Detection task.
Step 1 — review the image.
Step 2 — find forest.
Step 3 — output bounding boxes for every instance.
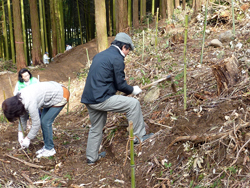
[1,0,250,187]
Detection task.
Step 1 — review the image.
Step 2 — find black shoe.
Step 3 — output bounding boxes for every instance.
[87,151,106,165]
[134,133,154,144]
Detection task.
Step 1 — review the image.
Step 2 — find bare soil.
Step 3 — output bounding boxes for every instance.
[1,16,250,187]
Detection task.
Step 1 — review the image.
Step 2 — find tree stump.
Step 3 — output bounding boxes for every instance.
[212,54,240,95]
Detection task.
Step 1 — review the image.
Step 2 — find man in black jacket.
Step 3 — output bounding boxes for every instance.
[81,32,153,165]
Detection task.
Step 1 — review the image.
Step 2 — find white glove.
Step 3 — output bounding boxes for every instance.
[132,86,142,95]
[20,137,30,148]
[18,131,24,145]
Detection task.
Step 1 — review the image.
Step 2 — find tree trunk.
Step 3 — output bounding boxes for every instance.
[39,0,45,55]
[21,0,28,65]
[2,1,9,60]
[175,0,180,8]
[133,0,139,28]
[140,0,146,21]
[128,0,132,27]
[160,0,167,19]
[167,0,174,19]
[29,0,42,65]
[13,0,26,71]
[50,0,57,57]
[108,0,113,36]
[192,0,202,14]
[95,0,108,52]
[212,55,240,95]
[112,0,116,35]
[7,0,15,64]
[182,0,186,10]
[115,0,128,33]
[77,0,83,44]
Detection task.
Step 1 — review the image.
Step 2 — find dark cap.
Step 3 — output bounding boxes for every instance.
[114,32,134,50]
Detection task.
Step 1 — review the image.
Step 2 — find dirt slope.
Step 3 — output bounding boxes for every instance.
[1,15,250,187]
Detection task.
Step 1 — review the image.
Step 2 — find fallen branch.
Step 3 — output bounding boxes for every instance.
[0,158,10,164]
[5,154,45,169]
[166,122,250,151]
[21,173,36,187]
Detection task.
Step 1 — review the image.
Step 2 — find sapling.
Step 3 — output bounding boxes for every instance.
[129,121,135,188]
[200,0,208,64]
[183,15,188,110]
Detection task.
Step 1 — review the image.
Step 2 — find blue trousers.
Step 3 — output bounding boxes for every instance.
[41,106,64,150]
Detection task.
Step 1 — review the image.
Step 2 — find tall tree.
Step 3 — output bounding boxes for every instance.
[160,0,167,19]
[2,0,9,60]
[133,0,139,28]
[115,0,128,33]
[192,0,202,14]
[21,0,28,64]
[29,0,42,65]
[175,0,180,8]
[167,0,174,19]
[94,0,108,52]
[128,0,132,27]
[140,0,146,21]
[112,0,116,35]
[39,0,45,55]
[13,0,26,71]
[77,0,83,44]
[7,0,15,64]
[50,0,57,57]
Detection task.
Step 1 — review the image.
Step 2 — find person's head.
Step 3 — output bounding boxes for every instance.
[2,94,26,122]
[45,52,49,55]
[112,32,135,56]
[18,68,32,83]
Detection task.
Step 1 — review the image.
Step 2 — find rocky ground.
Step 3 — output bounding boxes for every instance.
[1,2,250,187]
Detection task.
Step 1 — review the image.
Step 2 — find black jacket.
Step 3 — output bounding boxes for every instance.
[81,46,133,104]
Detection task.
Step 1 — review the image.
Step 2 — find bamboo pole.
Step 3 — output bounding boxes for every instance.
[129,121,135,188]
[112,0,116,35]
[142,30,144,61]
[59,0,65,52]
[86,48,90,64]
[1,36,4,60]
[155,8,159,49]
[2,1,9,60]
[7,0,15,64]
[21,0,28,65]
[76,0,83,44]
[42,0,48,53]
[39,0,45,55]
[183,15,188,110]
[200,0,208,64]
[152,0,155,16]
[231,0,235,35]
[128,0,132,27]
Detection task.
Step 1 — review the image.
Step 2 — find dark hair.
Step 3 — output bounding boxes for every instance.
[18,68,32,83]
[2,94,26,122]
[111,40,131,51]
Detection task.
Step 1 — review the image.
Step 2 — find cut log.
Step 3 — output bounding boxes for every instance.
[211,54,240,95]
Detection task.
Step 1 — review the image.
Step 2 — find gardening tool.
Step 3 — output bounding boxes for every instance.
[141,74,176,93]
[124,74,176,96]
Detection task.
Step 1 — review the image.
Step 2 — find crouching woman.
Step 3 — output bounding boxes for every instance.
[2,81,70,158]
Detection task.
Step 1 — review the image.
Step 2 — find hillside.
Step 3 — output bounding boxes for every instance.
[1,5,250,187]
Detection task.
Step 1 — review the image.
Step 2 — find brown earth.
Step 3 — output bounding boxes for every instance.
[1,17,250,187]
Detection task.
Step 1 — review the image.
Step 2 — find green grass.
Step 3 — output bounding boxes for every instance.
[40,174,52,180]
